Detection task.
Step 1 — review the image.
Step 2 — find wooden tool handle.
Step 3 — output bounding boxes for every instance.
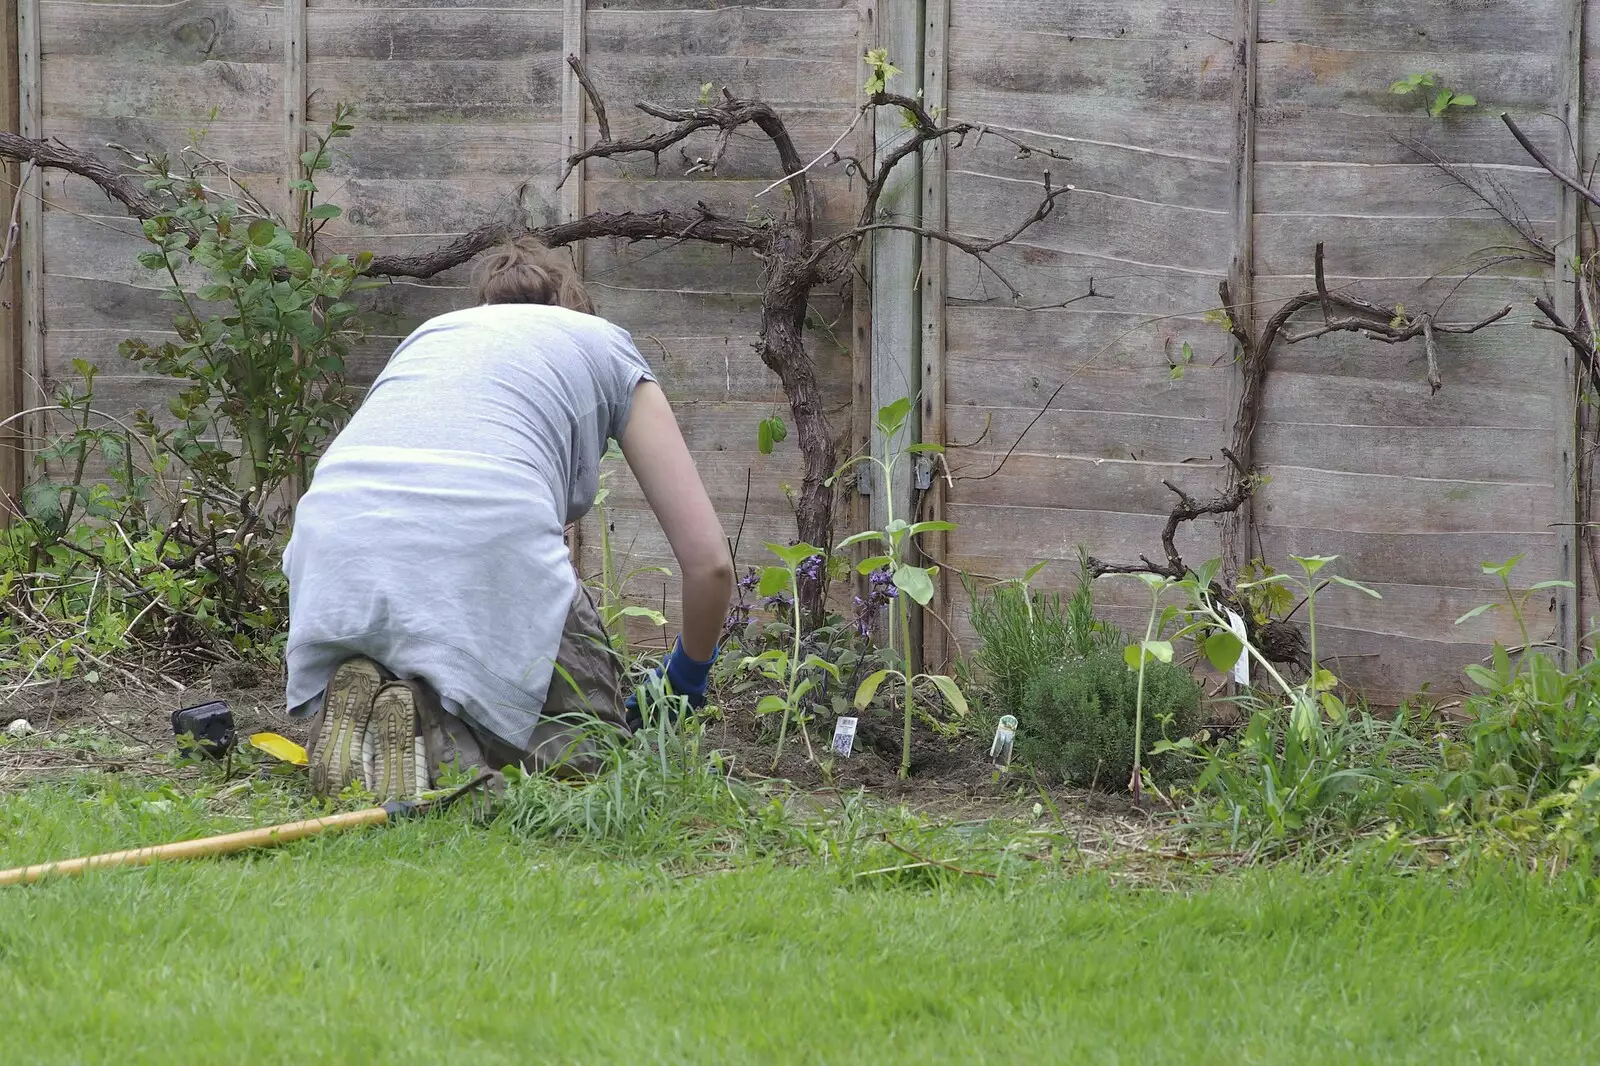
[0,806,391,887]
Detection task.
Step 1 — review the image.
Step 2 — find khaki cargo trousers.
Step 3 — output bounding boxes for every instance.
[302,581,630,787]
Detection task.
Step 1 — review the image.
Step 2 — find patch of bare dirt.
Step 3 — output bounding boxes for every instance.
[3,667,1159,834]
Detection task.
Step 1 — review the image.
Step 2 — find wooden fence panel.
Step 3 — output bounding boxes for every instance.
[8,0,1595,709]
[1250,0,1567,702]
[569,0,861,629]
[936,0,1242,650]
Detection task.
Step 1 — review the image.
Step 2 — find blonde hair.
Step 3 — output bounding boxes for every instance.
[472,235,594,314]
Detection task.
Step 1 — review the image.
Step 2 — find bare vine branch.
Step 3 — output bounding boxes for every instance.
[366,207,772,279]
[1501,112,1600,209]
[566,55,611,143]
[810,172,1072,296]
[1085,448,1255,581]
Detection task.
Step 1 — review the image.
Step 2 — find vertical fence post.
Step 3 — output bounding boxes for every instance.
[850,0,875,538]
[561,0,586,274]
[0,0,20,516]
[15,0,39,489]
[562,0,586,568]
[283,0,307,222]
[1220,0,1258,583]
[1554,0,1584,664]
[919,0,949,669]
[870,0,923,663]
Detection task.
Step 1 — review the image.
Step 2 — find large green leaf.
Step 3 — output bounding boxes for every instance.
[755,695,787,716]
[1203,630,1244,672]
[876,397,912,435]
[614,605,668,627]
[837,530,885,550]
[1327,574,1381,599]
[924,674,968,716]
[1481,556,1522,579]
[282,247,317,279]
[856,555,892,575]
[767,541,824,568]
[757,566,790,599]
[1454,602,1497,625]
[854,668,894,711]
[892,563,936,605]
[800,654,841,681]
[246,219,277,246]
[20,482,61,523]
[1123,639,1173,670]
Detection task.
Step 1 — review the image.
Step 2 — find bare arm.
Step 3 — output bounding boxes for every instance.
[619,381,734,661]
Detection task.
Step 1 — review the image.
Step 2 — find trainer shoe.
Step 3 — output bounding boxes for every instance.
[367,680,431,801]
[309,656,386,798]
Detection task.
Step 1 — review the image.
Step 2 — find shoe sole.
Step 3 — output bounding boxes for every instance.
[310,658,384,798]
[370,682,428,801]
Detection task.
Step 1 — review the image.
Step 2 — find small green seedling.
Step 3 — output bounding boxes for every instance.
[743,542,841,768]
[1389,72,1476,118]
[833,398,968,778]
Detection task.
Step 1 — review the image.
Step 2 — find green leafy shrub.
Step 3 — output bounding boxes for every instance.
[968,554,1121,717]
[1018,650,1201,788]
[1165,698,1443,855]
[4,108,369,678]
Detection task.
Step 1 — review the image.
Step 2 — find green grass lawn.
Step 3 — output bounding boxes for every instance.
[3,780,1599,1064]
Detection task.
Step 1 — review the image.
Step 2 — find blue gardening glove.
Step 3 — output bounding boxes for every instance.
[625,636,717,729]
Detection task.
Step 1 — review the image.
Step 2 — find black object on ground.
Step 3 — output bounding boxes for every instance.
[171,700,236,759]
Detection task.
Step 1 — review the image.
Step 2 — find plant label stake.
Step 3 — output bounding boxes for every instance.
[832,716,858,758]
[991,715,1017,767]
[1225,609,1250,686]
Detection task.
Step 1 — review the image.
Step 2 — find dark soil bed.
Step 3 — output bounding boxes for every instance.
[2,665,1151,824]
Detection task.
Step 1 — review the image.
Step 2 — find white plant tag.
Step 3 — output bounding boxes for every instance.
[1225,608,1250,687]
[990,714,1017,767]
[832,716,858,758]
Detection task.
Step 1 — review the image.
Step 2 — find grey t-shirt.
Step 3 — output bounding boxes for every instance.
[282,303,656,750]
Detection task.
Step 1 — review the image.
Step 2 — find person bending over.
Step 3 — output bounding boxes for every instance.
[283,237,734,800]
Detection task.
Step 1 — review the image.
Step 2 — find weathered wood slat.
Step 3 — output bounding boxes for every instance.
[307,58,560,121]
[945,501,1218,575]
[1255,161,1560,220]
[582,0,853,10]
[41,0,280,60]
[1255,466,1552,535]
[1259,0,1563,53]
[1254,526,1559,589]
[326,121,566,178]
[948,170,1234,271]
[948,34,1234,105]
[949,0,1231,38]
[42,58,283,120]
[584,7,859,65]
[1255,214,1551,279]
[948,451,1228,515]
[946,362,1230,421]
[574,57,854,110]
[305,9,561,60]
